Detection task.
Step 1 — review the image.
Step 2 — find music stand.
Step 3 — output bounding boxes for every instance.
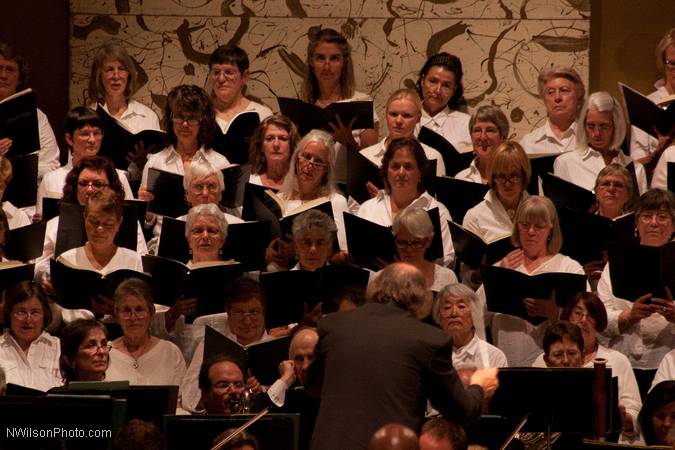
[55,383,178,430]
[487,368,617,449]
[163,413,299,450]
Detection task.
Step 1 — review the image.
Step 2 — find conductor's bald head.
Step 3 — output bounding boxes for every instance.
[366,263,431,319]
[368,423,419,450]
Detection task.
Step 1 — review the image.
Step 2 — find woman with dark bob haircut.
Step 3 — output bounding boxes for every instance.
[139,85,230,227]
[415,52,472,152]
[0,281,60,391]
[58,319,109,384]
[639,381,675,446]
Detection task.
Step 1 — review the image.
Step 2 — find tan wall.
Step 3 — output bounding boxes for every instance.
[590,0,675,98]
[69,0,591,141]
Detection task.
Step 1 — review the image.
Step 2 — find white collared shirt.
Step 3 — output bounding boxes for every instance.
[597,263,675,369]
[416,106,472,153]
[462,189,527,243]
[452,333,508,369]
[359,138,446,176]
[141,145,230,188]
[36,108,61,183]
[553,146,648,194]
[0,329,61,391]
[454,158,486,184]
[357,190,455,267]
[95,100,161,133]
[215,100,272,134]
[520,119,582,155]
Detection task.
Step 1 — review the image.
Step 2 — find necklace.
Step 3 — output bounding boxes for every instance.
[123,337,151,370]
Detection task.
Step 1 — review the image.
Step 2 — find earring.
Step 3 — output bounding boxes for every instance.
[634,227,639,239]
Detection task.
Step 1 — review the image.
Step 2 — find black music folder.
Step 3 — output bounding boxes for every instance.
[448,221,514,268]
[481,265,587,325]
[259,265,370,328]
[541,172,596,212]
[145,167,188,218]
[204,326,291,386]
[141,255,243,319]
[0,88,39,157]
[221,163,251,209]
[418,126,473,175]
[96,104,168,171]
[50,258,150,311]
[212,111,260,164]
[558,209,636,265]
[607,240,675,301]
[434,176,489,224]
[5,221,46,262]
[278,97,373,136]
[619,82,675,137]
[346,150,382,204]
[4,152,37,208]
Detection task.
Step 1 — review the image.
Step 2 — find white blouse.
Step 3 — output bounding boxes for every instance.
[0,330,61,391]
[107,338,186,387]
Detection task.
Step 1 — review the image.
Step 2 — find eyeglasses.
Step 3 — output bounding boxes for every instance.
[229,310,262,319]
[638,211,672,224]
[190,183,220,194]
[209,68,240,80]
[117,309,148,320]
[664,59,675,68]
[584,123,613,132]
[212,381,245,390]
[471,126,500,136]
[394,238,427,249]
[79,341,111,354]
[297,153,328,170]
[77,180,108,190]
[569,307,594,323]
[171,116,202,127]
[74,130,104,139]
[12,310,43,320]
[493,173,523,184]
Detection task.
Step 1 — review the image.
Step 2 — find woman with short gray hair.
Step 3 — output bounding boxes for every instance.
[455,105,509,183]
[553,91,648,194]
[291,209,336,271]
[434,283,507,369]
[389,206,457,292]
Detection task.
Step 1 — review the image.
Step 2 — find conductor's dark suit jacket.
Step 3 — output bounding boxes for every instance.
[306,302,484,450]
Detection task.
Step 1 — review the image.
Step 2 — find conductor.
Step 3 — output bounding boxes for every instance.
[306,262,499,450]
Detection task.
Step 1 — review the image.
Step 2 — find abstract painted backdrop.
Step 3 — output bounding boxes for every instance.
[69,0,590,140]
